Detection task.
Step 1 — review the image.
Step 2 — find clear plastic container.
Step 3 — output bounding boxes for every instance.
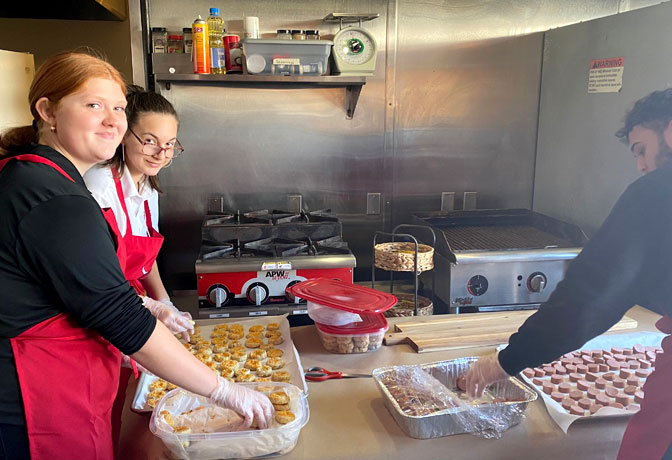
[150,382,309,460]
[242,38,333,76]
[315,313,389,353]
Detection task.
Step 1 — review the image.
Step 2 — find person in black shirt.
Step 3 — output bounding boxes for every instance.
[466,88,672,460]
[0,51,272,460]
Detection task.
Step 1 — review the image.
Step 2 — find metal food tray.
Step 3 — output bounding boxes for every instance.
[372,357,537,439]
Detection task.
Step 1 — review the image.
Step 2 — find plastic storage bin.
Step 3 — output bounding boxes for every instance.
[315,313,389,353]
[150,382,309,460]
[242,38,333,76]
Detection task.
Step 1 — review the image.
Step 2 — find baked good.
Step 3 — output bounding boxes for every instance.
[160,410,174,427]
[269,391,290,405]
[273,403,290,411]
[266,322,280,331]
[271,371,291,382]
[245,339,262,349]
[266,348,284,358]
[245,359,262,371]
[256,365,273,377]
[249,325,264,333]
[219,368,234,379]
[267,335,284,345]
[267,357,285,370]
[249,349,267,360]
[236,373,256,382]
[275,410,295,424]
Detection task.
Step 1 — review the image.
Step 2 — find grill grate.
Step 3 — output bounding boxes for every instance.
[442,225,574,251]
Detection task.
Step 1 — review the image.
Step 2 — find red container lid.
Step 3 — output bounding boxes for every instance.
[315,312,388,335]
[287,278,397,314]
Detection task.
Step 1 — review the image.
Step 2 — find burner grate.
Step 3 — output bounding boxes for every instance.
[442,225,575,251]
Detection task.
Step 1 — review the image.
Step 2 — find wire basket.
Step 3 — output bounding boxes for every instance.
[374,242,434,272]
[383,293,433,317]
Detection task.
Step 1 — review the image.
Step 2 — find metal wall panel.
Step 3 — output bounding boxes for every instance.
[138,0,667,289]
[533,1,672,236]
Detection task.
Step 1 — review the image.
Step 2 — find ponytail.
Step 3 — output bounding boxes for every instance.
[0,125,38,156]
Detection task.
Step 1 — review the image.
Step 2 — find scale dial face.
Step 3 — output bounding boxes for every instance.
[333,27,377,75]
[335,29,375,65]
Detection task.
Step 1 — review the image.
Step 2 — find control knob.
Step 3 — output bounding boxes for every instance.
[285,280,302,303]
[467,275,488,296]
[207,284,229,308]
[247,282,269,306]
[527,272,547,293]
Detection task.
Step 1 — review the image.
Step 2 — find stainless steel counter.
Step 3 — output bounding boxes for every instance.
[118,306,661,459]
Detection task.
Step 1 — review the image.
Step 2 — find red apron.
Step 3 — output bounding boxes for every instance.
[108,169,164,457]
[1,154,125,460]
[111,169,164,296]
[618,315,672,459]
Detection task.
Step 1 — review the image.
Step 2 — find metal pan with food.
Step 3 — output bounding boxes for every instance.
[373,357,537,439]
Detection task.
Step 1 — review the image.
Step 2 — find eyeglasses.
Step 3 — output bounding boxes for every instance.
[128,128,184,158]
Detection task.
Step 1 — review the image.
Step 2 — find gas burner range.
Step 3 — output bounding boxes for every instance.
[196,209,356,319]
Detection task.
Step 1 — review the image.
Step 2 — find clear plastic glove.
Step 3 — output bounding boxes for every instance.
[465,352,510,399]
[142,296,194,342]
[209,375,274,428]
[121,354,150,375]
[158,298,193,321]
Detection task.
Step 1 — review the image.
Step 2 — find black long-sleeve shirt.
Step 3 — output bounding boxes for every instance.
[499,162,672,375]
[0,144,156,426]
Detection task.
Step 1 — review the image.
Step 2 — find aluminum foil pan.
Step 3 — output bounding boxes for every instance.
[373,357,537,439]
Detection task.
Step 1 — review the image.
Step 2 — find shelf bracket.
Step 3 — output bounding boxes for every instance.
[345,84,363,119]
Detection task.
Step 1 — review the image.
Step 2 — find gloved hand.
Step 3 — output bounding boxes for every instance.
[142,296,194,342]
[121,354,150,375]
[158,298,193,321]
[209,375,274,428]
[465,352,510,399]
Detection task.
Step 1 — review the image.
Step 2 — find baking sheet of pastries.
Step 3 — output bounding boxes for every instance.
[132,314,307,412]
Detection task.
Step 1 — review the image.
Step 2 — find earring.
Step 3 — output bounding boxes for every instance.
[122,144,125,163]
[163,158,173,168]
[50,124,56,133]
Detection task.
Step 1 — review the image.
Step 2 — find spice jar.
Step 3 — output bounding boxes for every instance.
[276,29,292,40]
[291,29,306,40]
[151,27,168,53]
[305,30,320,40]
[167,35,183,53]
[182,27,193,54]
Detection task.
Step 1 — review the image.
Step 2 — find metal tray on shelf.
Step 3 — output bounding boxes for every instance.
[372,357,537,439]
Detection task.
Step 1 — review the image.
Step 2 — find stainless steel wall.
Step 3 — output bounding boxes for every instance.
[138,0,667,289]
[533,1,672,236]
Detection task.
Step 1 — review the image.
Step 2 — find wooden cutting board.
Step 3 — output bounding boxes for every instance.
[383,311,638,353]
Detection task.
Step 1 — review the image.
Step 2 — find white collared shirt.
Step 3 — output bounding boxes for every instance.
[83,165,159,237]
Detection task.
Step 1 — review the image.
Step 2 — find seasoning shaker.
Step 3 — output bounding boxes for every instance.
[291,29,306,40]
[182,27,193,54]
[151,27,168,53]
[276,29,292,40]
[305,30,320,40]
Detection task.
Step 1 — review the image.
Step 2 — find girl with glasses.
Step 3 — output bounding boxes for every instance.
[84,86,197,452]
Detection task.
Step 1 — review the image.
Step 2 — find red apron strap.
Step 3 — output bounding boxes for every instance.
[0,154,75,182]
[111,168,134,234]
[144,200,155,231]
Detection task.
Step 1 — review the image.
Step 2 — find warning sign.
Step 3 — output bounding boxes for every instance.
[588,57,624,93]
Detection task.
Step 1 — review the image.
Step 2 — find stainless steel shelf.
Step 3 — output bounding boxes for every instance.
[154,73,367,119]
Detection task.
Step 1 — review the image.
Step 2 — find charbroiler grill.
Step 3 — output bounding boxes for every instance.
[196,209,356,319]
[413,209,588,313]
